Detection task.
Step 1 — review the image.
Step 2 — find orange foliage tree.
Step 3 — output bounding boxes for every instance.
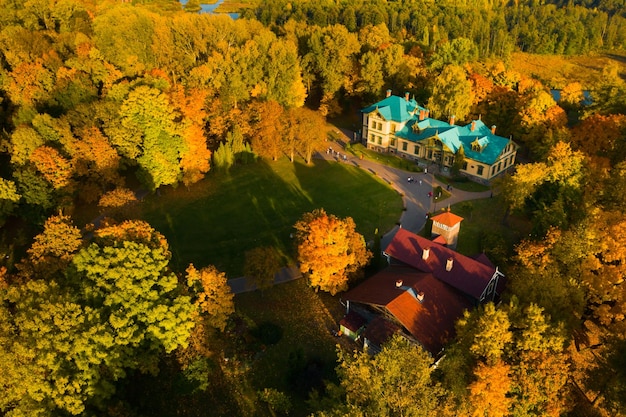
[170,86,212,186]
[294,209,371,295]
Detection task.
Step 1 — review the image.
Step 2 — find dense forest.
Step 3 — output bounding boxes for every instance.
[1,0,626,415]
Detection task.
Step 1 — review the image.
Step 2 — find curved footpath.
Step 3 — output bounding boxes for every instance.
[228,129,492,294]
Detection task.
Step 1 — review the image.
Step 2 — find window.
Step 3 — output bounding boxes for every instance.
[371,120,376,129]
[369,134,374,142]
[462,161,468,170]
[491,166,496,175]
[391,138,396,146]
[402,142,408,151]
[497,162,502,172]
[504,159,508,168]
[414,145,419,155]
[377,136,382,145]
[378,122,383,130]
[477,165,484,176]
[391,124,396,133]
[428,150,433,159]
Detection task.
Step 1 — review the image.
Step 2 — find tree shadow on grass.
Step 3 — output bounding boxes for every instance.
[293,159,404,241]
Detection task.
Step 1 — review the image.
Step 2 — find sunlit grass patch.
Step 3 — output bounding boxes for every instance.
[141,158,403,277]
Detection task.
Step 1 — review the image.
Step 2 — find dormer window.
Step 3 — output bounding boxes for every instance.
[471,138,487,152]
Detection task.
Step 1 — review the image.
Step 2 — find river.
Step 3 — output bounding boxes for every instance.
[179,0,239,19]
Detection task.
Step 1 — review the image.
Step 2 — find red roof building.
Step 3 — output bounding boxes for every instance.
[384,228,503,302]
[430,209,464,249]
[341,228,505,356]
[344,267,474,355]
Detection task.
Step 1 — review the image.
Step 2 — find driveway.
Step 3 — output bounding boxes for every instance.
[322,129,492,249]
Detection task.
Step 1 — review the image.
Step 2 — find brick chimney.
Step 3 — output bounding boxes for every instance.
[470,120,476,132]
[405,92,410,101]
[491,125,496,134]
[449,115,455,125]
[422,247,430,260]
[419,110,425,121]
[446,257,454,271]
[416,291,425,303]
[386,89,392,98]
[395,279,403,288]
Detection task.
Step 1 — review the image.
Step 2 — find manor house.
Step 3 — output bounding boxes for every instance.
[361,91,518,183]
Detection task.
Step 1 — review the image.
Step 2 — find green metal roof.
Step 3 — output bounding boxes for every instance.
[395,118,512,165]
[361,95,427,123]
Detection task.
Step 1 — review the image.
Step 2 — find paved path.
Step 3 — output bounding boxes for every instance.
[324,128,492,249]
[229,128,492,294]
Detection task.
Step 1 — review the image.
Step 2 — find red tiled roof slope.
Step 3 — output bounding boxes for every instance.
[384,228,496,300]
[344,267,474,355]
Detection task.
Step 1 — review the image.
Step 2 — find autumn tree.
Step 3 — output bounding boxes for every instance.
[250,100,285,161]
[496,141,586,235]
[0,219,194,416]
[441,301,570,417]
[468,360,513,417]
[288,107,327,164]
[170,86,212,186]
[186,264,234,332]
[22,213,82,278]
[588,63,626,116]
[294,209,371,295]
[244,246,282,292]
[332,334,444,416]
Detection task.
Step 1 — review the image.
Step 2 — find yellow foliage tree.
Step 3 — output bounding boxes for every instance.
[186,264,234,332]
[21,214,82,278]
[294,209,371,295]
[469,360,512,417]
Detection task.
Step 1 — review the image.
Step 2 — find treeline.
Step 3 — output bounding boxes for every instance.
[2,0,626,226]
[248,0,626,57]
[1,1,626,414]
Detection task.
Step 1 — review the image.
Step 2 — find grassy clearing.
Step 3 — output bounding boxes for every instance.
[509,52,626,89]
[141,158,403,277]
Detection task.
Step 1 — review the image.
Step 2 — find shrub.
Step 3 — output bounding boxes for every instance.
[252,321,283,345]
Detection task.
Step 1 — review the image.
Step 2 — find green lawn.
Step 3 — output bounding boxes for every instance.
[345,143,422,172]
[141,158,403,277]
[435,174,491,192]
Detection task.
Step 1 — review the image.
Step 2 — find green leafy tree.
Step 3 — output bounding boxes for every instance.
[0,177,20,225]
[303,24,360,100]
[334,334,444,416]
[0,219,194,416]
[118,85,185,190]
[428,65,472,121]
